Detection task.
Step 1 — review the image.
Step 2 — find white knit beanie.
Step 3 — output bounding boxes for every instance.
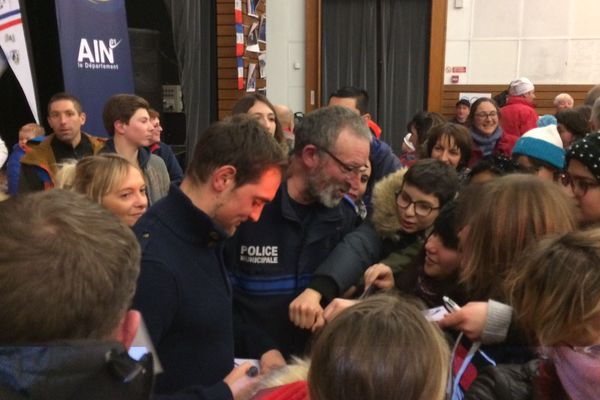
[509,77,535,96]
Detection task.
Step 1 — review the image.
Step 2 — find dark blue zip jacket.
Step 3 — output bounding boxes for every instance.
[133,185,233,399]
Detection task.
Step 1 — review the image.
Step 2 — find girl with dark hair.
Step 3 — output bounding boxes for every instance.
[363,202,467,308]
[426,122,473,171]
[321,161,461,320]
[232,93,288,151]
[562,132,600,225]
[400,111,445,167]
[556,107,590,148]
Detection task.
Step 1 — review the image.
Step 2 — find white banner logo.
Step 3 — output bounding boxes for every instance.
[77,38,121,70]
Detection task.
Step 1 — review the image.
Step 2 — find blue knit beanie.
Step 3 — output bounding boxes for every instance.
[512,125,565,170]
[537,114,557,127]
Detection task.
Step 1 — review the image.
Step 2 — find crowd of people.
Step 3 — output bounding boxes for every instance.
[1,78,600,400]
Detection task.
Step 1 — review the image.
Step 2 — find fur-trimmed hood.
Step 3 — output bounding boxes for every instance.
[243,357,310,400]
[370,168,407,241]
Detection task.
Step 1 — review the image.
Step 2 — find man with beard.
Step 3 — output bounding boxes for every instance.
[224,106,371,359]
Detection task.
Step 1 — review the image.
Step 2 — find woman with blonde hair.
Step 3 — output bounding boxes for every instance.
[466,228,600,399]
[58,154,148,227]
[440,174,578,345]
[252,294,450,400]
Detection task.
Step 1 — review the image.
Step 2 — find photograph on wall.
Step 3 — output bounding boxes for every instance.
[258,52,267,78]
[459,92,492,104]
[246,22,260,53]
[247,62,257,92]
[247,0,257,17]
[258,15,266,43]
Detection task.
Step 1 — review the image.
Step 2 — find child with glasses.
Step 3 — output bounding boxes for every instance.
[562,133,600,225]
[311,159,458,325]
[357,200,466,309]
[345,160,371,220]
[466,228,600,400]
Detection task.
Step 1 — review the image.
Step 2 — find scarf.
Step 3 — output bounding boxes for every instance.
[547,346,600,400]
[470,126,502,156]
[414,263,464,308]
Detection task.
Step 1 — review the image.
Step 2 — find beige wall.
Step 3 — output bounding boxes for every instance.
[445,0,600,84]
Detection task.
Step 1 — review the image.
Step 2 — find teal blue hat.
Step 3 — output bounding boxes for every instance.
[512,125,565,170]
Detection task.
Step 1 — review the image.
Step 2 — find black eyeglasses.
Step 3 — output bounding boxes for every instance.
[559,172,600,197]
[395,190,440,217]
[318,147,365,177]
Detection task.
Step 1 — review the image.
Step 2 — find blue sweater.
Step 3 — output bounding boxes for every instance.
[133,185,233,400]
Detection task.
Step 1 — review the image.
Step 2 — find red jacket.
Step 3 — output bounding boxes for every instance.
[500,97,538,139]
[367,119,382,139]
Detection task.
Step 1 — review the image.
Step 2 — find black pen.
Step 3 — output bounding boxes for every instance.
[234,361,259,377]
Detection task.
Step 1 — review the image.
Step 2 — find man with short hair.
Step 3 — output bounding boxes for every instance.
[148,108,184,186]
[18,92,105,192]
[133,115,288,397]
[225,106,371,358]
[450,99,471,125]
[500,77,539,139]
[101,94,170,204]
[0,189,153,398]
[327,86,402,210]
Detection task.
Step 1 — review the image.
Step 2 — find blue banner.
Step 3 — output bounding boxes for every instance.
[55,0,134,137]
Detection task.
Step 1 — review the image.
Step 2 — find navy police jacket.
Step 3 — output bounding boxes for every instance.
[133,185,233,399]
[224,181,359,358]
